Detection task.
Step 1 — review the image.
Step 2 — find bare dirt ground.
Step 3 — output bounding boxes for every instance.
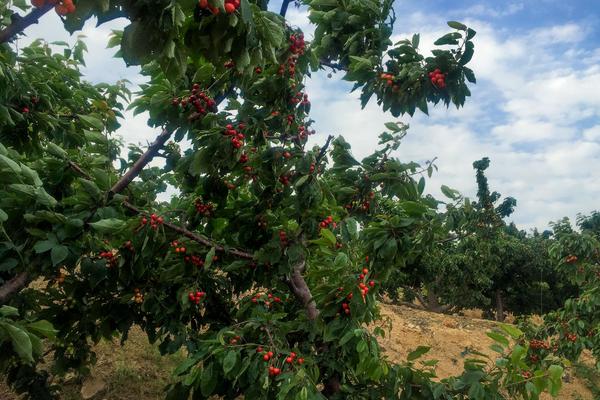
[1,303,597,399]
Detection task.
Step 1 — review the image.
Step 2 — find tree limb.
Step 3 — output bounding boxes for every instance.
[316,135,334,164]
[122,201,254,260]
[108,129,172,198]
[0,4,53,44]
[280,0,292,17]
[0,272,29,304]
[287,244,320,321]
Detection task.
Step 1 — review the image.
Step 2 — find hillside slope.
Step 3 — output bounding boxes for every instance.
[1,304,596,399]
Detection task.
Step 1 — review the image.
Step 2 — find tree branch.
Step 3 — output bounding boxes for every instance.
[287,238,320,321]
[108,129,172,198]
[280,0,292,16]
[316,135,334,164]
[0,272,29,304]
[319,60,348,72]
[0,4,53,44]
[122,201,254,259]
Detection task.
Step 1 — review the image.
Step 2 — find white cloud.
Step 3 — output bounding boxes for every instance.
[463,3,524,18]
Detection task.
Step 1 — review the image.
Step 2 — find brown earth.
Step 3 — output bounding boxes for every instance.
[1,304,597,399]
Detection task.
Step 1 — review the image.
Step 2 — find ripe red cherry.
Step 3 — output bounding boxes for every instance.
[369,281,375,287]
[22,107,30,113]
[362,268,369,274]
[257,346,263,353]
[297,358,304,364]
[225,3,235,14]
[263,354,270,361]
[286,357,293,363]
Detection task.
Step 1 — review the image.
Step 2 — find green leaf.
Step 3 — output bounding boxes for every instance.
[204,247,216,269]
[411,33,420,49]
[0,306,19,317]
[499,324,523,339]
[0,322,33,363]
[295,175,310,188]
[320,229,336,246]
[200,363,217,396]
[240,0,252,24]
[440,185,460,200]
[0,208,7,222]
[0,154,21,174]
[45,143,68,159]
[27,320,57,339]
[460,41,474,65]
[447,21,467,30]
[78,114,104,130]
[223,350,238,375]
[486,331,508,348]
[89,218,127,234]
[51,245,69,266]
[407,346,431,361]
[434,32,461,46]
[0,258,18,272]
[34,239,56,254]
[384,122,402,132]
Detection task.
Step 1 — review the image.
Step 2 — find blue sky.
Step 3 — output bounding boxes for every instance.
[12,0,600,231]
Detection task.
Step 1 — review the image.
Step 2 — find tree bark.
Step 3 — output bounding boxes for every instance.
[495,290,504,322]
[0,4,53,44]
[0,272,29,304]
[288,256,319,321]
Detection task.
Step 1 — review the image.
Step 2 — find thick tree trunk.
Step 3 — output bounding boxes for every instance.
[495,290,505,322]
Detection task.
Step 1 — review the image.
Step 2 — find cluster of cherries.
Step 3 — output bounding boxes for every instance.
[239,153,249,163]
[171,240,205,268]
[565,332,578,342]
[198,0,239,14]
[297,125,316,141]
[141,213,164,230]
[289,34,306,55]
[133,288,144,304]
[121,240,134,252]
[172,83,216,117]
[379,72,395,87]
[428,68,447,89]
[194,199,214,216]
[171,240,187,254]
[278,230,289,247]
[529,339,550,350]
[565,254,578,264]
[251,292,282,308]
[188,290,207,304]
[99,250,118,268]
[319,216,335,229]
[32,0,76,16]
[357,268,375,299]
[257,347,304,377]
[290,92,310,106]
[223,123,246,149]
[278,175,291,186]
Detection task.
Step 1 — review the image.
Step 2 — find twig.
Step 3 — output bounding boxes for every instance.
[122,201,254,260]
[0,272,29,304]
[315,135,334,164]
[0,4,53,44]
[287,236,320,321]
[68,161,93,180]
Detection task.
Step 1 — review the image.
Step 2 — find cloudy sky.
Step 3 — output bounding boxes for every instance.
[11,0,600,231]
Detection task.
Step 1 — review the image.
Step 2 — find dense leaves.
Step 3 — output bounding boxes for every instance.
[0,1,588,399]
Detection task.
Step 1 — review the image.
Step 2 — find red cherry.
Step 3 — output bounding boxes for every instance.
[286,357,293,363]
[369,281,375,287]
[225,3,235,14]
[362,268,369,274]
[297,358,304,364]
[257,346,263,353]
[263,354,270,361]
[267,351,273,357]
